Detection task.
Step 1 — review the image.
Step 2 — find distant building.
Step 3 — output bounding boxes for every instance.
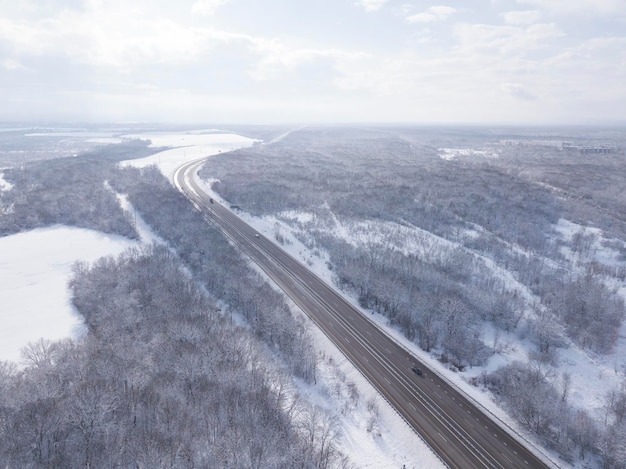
[500,139,615,154]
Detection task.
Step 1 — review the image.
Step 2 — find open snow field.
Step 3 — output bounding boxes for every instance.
[0,226,138,364]
[120,130,259,179]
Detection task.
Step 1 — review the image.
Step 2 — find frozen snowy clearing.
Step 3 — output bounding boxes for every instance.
[438,147,499,160]
[0,226,138,364]
[120,130,259,180]
[0,171,12,191]
[0,177,165,366]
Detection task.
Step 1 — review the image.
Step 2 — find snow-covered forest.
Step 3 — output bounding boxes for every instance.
[1,125,626,468]
[201,126,626,467]
[0,129,355,468]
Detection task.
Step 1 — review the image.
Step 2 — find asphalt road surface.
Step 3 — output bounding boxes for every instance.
[174,158,558,469]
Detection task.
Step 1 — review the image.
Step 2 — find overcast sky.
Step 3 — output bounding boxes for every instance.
[0,0,625,125]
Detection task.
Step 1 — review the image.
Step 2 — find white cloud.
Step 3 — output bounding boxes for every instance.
[1,58,27,71]
[516,0,626,16]
[453,22,564,55]
[354,0,389,12]
[0,5,247,68]
[503,10,542,25]
[191,0,230,16]
[247,38,367,82]
[0,0,623,124]
[430,6,457,17]
[406,5,457,23]
[547,36,626,77]
[501,82,536,100]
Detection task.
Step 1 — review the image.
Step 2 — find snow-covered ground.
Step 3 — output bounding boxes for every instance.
[552,219,626,421]
[438,147,499,160]
[0,172,12,191]
[0,226,138,364]
[119,130,259,180]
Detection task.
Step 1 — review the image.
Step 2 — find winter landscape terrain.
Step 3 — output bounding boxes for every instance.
[0,124,625,468]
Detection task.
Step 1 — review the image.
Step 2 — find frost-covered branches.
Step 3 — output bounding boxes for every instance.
[0,156,138,238]
[0,245,333,468]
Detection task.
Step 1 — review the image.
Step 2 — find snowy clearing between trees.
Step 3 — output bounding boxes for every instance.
[0,226,138,364]
[0,172,11,191]
[438,147,499,160]
[120,130,259,180]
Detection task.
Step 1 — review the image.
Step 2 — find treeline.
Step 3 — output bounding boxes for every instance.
[494,142,626,240]
[0,140,155,238]
[204,129,560,253]
[487,360,626,467]
[327,236,504,368]
[109,166,318,382]
[0,245,332,468]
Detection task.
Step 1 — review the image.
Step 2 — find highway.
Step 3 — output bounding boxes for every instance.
[174,157,557,469]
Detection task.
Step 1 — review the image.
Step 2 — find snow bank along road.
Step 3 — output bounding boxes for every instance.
[175,158,554,469]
